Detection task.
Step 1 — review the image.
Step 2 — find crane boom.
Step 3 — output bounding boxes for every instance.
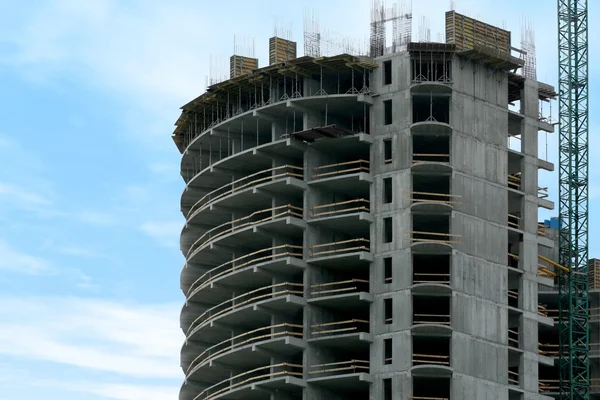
[557,0,589,399]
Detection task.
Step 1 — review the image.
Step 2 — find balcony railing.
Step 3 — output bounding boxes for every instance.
[309,360,369,377]
[508,370,519,386]
[538,223,548,236]
[312,159,370,179]
[311,319,369,337]
[410,231,461,244]
[413,272,450,285]
[413,313,450,325]
[412,153,450,163]
[309,238,370,257]
[543,307,600,322]
[507,174,550,199]
[508,329,519,348]
[413,353,450,366]
[193,362,303,400]
[185,244,303,301]
[539,379,559,393]
[186,323,303,376]
[186,282,303,338]
[186,204,303,259]
[508,213,520,229]
[310,279,369,297]
[186,165,303,220]
[406,191,461,205]
[508,174,521,190]
[538,343,559,357]
[310,198,370,218]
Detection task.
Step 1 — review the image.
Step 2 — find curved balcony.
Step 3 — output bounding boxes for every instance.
[410,82,453,95]
[408,191,460,213]
[410,120,453,135]
[310,238,370,258]
[308,359,372,391]
[310,198,370,218]
[192,362,304,400]
[310,279,369,298]
[311,319,369,338]
[184,165,303,220]
[186,205,303,261]
[413,272,450,285]
[309,199,372,234]
[186,323,303,379]
[184,245,303,301]
[308,278,372,313]
[312,160,369,180]
[308,238,372,269]
[181,138,304,184]
[410,231,460,254]
[411,354,452,377]
[309,160,372,197]
[186,282,304,340]
[309,359,369,377]
[411,154,452,173]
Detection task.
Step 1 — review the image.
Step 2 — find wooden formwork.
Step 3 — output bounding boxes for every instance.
[445,11,511,55]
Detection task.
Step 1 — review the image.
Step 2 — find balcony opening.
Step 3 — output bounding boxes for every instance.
[507,234,523,270]
[309,349,370,378]
[384,338,392,365]
[508,325,520,350]
[539,364,559,394]
[413,295,450,326]
[384,298,393,324]
[411,56,452,83]
[412,377,451,400]
[384,139,392,164]
[412,94,450,124]
[538,330,559,357]
[384,257,392,283]
[383,60,392,85]
[311,143,371,182]
[411,173,452,204]
[508,286,520,309]
[413,254,450,285]
[508,191,523,231]
[384,100,393,125]
[412,135,450,163]
[384,217,393,243]
[383,177,393,203]
[411,214,456,244]
[310,280,370,338]
[413,336,450,366]
[383,378,392,400]
[508,365,520,387]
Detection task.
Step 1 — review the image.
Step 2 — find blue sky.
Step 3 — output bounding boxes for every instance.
[0,1,597,399]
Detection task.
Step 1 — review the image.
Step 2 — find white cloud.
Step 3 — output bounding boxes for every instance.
[139,221,181,248]
[49,381,178,400]
[0,182,51,208]
[0,296,183,379]
[0,240,50,274]
[149,161,179,176]
[73,210,119,226]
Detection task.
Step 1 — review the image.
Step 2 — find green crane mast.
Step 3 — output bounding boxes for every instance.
[557,0,589,399]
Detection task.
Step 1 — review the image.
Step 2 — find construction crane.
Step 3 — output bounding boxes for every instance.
[557,0,589,399]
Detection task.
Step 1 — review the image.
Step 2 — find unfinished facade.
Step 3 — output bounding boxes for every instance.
[173,12,562,400]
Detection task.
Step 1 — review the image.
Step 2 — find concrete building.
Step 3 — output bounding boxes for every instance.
[172,13,569,400]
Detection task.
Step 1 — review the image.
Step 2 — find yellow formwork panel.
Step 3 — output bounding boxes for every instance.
[445,11,511,55]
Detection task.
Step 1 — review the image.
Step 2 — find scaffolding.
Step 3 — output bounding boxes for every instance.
[370,0,413,57]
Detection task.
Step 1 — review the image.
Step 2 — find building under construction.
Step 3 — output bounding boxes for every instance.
[172,6,598,400]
